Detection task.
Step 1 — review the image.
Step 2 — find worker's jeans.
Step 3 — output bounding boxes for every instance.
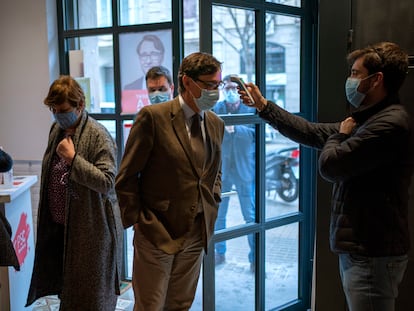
[338,253,408,311]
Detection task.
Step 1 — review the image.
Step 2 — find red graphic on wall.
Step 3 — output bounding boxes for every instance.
[12,212,31,267]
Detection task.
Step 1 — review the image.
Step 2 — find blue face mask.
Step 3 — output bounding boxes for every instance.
[148,91,171,104]
[54,111,79,129]
[345,73,376,108]
[194,88,220,110]
[345,78,365,108]
[224,89,240,103]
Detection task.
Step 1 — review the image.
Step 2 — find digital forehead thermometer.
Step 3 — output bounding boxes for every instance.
[229,75,255,105]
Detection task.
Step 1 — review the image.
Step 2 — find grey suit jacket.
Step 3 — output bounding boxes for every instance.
[116,97,224,254]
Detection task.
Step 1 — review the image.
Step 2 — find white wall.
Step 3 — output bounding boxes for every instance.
[0,0,56,161]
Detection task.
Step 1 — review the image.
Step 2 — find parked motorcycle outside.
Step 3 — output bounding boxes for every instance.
[265,146,299,202]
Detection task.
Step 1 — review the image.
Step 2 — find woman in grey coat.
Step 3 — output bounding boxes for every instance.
[26,76,123,311]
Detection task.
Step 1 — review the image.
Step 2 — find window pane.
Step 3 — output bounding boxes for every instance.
[67,35,114,114]
[266,223,299,308]
[266,0,301,7]
[190,271,202,310]
[265,13,301,112]
[119,30,173,115]
[64,0,112,30]
[215,236,255,310]
[122,120,134,148]
[97,120,116,140]
[213,6,256,82]
[265,126,299,219]
[183,0,200,56]
[119,0,172,25]
[212,120,256,232]
[125,227,133,279]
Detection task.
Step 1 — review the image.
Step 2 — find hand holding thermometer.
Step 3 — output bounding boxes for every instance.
[229,75,255,106]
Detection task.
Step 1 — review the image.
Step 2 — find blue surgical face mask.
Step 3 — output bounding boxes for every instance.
[148,91,171,104]
[345,73,376,108]
[224,89,240,103]
[54,110,79,129]
[345,78,365,108]
[192,87,220,111]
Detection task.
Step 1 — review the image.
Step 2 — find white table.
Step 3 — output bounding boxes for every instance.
[0,175,37,311]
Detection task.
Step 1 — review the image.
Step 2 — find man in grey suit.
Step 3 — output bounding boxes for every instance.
[116,52,224,311]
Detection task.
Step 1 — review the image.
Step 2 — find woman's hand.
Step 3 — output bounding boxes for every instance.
[56,135,76,165]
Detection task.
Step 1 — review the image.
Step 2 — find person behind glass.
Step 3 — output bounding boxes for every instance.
[212,75,256,270]
[0,148,20,270]
[124,34,165,90]
[26,76,123,311]
[146,65,174,104]
[239,42,413,311]
[115,52,224,311]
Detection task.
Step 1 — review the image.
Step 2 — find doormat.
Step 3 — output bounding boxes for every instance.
[120,280,132,295]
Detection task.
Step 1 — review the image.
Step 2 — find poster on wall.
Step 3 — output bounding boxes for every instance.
[119,29,173,114]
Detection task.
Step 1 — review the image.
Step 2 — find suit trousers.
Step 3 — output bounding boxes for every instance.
[133,214,205,311]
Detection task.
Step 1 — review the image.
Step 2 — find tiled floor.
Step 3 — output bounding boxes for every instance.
[31,282,134,311]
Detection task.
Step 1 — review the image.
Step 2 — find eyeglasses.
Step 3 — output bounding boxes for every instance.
[223,86,238,92]
[194,78,224,90]
[139,52,162,61]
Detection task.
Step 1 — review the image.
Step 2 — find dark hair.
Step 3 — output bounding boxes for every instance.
[347,42,408,94]
[177,52,222,93]
[136,34,165,56]
[44,75,85,108]
[145,66,173,85]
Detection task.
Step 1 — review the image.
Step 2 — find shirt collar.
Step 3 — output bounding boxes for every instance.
[179,94,205,120]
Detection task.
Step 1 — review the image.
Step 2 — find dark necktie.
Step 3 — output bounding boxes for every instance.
[190,114,205,169]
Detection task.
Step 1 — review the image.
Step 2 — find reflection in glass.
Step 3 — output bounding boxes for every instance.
[215,236,255,311]
[265,13,301,112]
[64,0,112,29]
[265,224,299,309]
[119,0,172,26]
[265,125,299,219]
[212,6,256,83]
[119,30,173,115]
[66,35,114,114]
[266,0,301,7]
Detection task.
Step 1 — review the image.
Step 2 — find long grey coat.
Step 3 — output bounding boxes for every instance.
[26,111,123,311]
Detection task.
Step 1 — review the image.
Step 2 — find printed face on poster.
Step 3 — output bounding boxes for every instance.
[120,30,173,114]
